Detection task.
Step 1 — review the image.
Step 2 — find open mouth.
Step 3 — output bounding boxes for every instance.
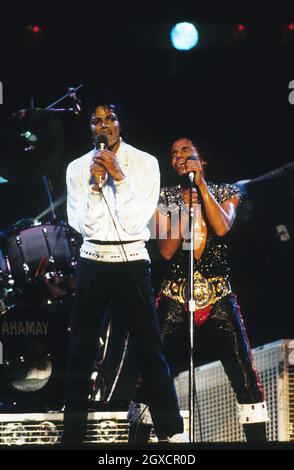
[175,159,186,169]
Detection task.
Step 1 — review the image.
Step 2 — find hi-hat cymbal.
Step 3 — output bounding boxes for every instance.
[0,108,65,182]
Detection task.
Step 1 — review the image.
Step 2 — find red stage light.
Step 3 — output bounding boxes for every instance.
[237,24,246,32]
[32,25,40,33]
[288,23,294,31]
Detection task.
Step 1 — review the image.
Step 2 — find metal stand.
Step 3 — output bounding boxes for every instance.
[40,84,83,219]
[187,174,196,443]
[90,316,130,403]
[45,84,83,113]
[41,175,56,219]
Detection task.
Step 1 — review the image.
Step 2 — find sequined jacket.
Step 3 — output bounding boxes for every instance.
[158,182,243,283]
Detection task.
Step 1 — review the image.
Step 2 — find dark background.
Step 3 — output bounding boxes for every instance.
[0,1,294,351]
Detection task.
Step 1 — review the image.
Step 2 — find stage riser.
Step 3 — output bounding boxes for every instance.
[0,411,189,446]
[175,339,294,441]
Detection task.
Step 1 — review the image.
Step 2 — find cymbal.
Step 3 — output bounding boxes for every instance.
[0,108,65,182]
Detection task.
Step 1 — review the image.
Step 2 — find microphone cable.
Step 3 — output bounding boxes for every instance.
[99,188,158,443]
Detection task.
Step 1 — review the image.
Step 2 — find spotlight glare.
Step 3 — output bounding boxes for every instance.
[237,24,246,32]
[170,22,199,51]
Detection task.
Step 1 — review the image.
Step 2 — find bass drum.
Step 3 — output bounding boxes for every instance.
[0,297,71,412]
[0,220,79,412]
[0,219,79,307]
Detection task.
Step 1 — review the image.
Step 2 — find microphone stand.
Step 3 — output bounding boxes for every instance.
[187,172,196,443]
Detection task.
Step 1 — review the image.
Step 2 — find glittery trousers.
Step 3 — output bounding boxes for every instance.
[159,293,264,405]
[61,257,183,444]
[130,292,266,442]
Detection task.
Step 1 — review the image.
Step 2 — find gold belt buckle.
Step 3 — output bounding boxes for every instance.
[162,272,231,309]
[193,271,215,309]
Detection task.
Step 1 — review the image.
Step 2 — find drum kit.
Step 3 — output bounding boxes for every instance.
[0,87,82,411]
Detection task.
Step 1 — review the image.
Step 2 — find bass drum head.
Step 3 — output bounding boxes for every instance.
[0,298,71,412]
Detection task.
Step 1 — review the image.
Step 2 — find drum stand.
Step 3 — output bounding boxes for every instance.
[90,317,130,403]
[39,84,84,220]
[44,84,83,114]
[42,175,56,219]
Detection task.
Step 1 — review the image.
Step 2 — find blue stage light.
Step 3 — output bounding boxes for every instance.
[170,22,199,51]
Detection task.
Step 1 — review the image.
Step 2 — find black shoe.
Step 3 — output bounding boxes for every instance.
[128,421,152,444]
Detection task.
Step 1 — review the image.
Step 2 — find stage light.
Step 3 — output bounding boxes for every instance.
[170,22,199,51]
[288,23,294,31]
[237,24,246,32]
[27,25,42,34]
[230,23,248,46]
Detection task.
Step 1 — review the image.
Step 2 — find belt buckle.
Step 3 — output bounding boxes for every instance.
[162,273,230,308]
[193,271,215,309]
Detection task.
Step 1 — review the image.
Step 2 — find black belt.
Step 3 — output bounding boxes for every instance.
[87,240,141,245]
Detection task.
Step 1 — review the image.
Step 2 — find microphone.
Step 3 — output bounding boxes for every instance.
[187,155,200,184]
[95,133,109,151]
[94,134,109,190]
[180,155,200,187]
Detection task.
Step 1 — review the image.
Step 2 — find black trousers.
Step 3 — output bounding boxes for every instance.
[62,257,183,444]
[159,293,264,404]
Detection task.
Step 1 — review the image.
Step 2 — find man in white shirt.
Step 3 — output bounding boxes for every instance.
[61,101,184,445]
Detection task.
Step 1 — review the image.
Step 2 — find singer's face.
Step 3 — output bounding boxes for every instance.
[90,106,120,150]
[171,138,199,176]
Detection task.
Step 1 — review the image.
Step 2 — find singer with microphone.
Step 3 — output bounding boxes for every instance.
[61,101,184,445]
[128,137,268,443]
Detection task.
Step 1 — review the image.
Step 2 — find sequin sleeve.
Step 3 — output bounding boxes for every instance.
[213,183,245,205]
[158,187,169,215]
[158,187,167,206]
[158,185,182,215]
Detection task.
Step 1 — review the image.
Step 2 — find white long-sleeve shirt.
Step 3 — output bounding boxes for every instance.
[66,140,160,242]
